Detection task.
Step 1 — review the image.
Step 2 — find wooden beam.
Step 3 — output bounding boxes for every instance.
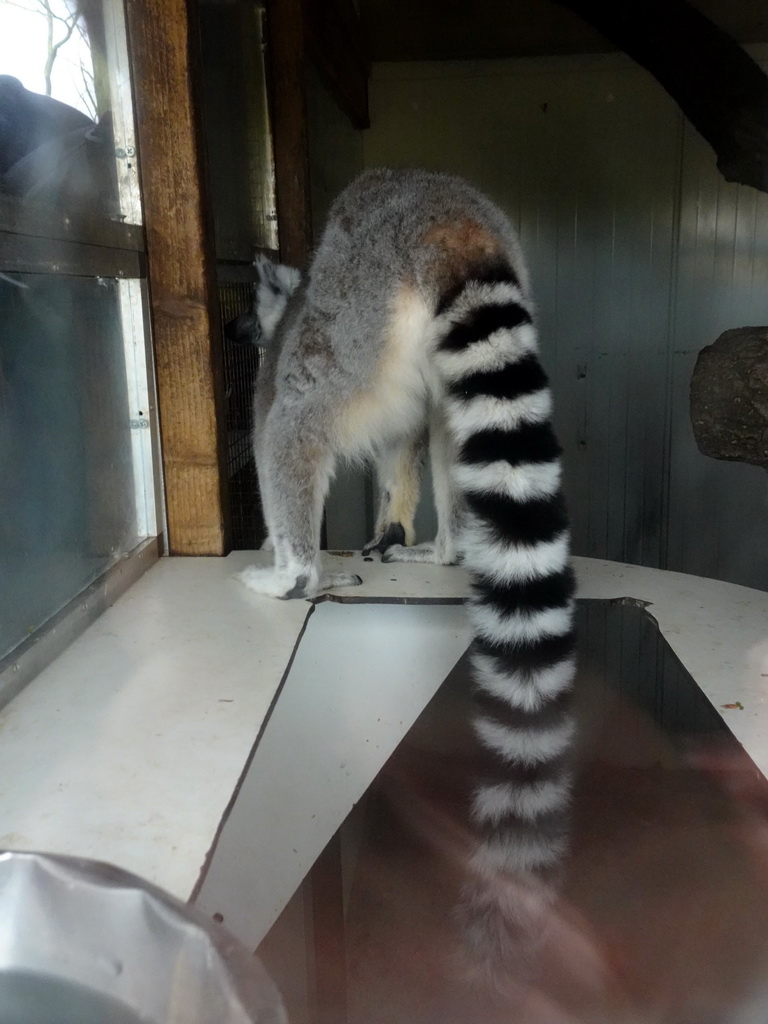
[303,0,370,130]
[265,0,314,267]
[125,0,230,554]
[552,0,768,194]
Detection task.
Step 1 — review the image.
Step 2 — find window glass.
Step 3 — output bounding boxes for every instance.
[0,0,141,224]
[0,272,155,661]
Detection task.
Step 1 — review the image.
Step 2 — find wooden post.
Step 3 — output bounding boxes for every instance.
[265,0,313,267]
[125,0,229,554]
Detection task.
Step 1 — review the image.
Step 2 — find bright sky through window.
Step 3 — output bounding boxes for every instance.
[0,0,94,116]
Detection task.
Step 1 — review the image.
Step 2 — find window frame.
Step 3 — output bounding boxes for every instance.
[0,1,165,709]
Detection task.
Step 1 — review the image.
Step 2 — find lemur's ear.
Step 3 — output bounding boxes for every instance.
[255,253,301,298]
[255,253,280,292]
[254,255,302,344]
[225,255,302,347]
[253,254,299,296]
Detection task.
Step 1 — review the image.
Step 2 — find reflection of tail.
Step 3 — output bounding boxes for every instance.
[434,267,577,975]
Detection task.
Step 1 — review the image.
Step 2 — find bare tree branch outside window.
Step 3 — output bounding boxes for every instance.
[0,0,96,118]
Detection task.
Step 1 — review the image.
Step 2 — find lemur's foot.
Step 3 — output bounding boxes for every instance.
[362,521,407,557]
[381,542,434,564]
[381,541,459,566]
[238,566,313,599]
[320,570,363,590]
[238,565,363,600]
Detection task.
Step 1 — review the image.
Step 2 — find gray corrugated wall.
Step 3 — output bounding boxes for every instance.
[666,120,768,585]
[350,51,768,590]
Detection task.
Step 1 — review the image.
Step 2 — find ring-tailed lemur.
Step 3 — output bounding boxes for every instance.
[237,169,576,978]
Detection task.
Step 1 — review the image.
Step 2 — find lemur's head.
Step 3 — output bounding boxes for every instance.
[224,254,301,346]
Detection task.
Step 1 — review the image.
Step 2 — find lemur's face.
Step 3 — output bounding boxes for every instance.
[224,298,263,346]
[224,256,301,347]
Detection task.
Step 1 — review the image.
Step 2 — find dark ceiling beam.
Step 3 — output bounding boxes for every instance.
[552,0,768,194]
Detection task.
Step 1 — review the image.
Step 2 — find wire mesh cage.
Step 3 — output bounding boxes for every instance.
[218,280,265,550]
[198,0,276,552]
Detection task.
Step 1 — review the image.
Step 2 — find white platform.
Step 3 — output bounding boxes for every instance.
[0,552,766,943]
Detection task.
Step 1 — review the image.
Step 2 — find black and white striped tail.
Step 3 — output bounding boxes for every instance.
[434,270,577,977]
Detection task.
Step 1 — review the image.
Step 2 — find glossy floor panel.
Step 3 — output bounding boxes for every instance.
[340,603,768,1023]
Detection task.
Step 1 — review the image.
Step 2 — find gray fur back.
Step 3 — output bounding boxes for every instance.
[261,169,531,425]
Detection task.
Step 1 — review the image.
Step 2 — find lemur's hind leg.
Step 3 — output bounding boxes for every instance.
[363,430,427,556]
[382,407,462,565]
[240,408,362,599]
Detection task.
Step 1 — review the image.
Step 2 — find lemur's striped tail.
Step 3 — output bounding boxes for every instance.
[434,270,577,976]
